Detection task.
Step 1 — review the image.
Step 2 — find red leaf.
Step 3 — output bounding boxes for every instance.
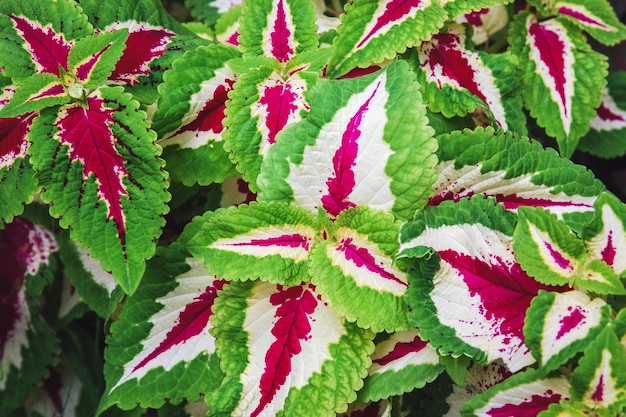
[106,23,175,85]
[55,95,129,242]
[0,113,35,169]
[254,284,318,417]
[10,16,72,76]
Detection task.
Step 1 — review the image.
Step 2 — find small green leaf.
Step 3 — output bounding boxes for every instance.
[0,73,69,117]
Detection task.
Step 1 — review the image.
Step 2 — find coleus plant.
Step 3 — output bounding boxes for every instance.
[1,0,626,416]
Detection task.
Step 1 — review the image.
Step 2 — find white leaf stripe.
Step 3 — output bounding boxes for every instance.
[583,349,619,408]
[586,203,626,275]
[327,230,408,296]
[525,222,579,277]
[208,225,316,261]
[590,88,626,132]
[556,3,618,32]
[368,329,438,374]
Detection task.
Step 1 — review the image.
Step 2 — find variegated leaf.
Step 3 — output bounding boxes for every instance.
[153,44,240,186]
[415,24,526,135]
[400,196,558,372]
[514,207,586,286]
[460,368,571,417]
[258,61,437,222]
[0,1,91,80]
[0,85,39,224]
[214,5,242,46]
[101,245,224,411]
[24,356,82,417]
[442,0,513,21]
[510,12,607,157]
[455,5,509,45]
[583,192,626,278]
[238,0,318,63]
[0,74,69,118]
[28,87,169,294]
[358,329,443,402]
[429,127,604,220]
[578,71,626,159]
[207,280,374,417]
[67,28,129,90]
[0,217,59,415]
[187,202,317,285]
[224,64,317,190]
[327,0,447,78]
[549,0,626,46]
[339,400,390,417]
[524,290,610,371]
[570,325,626,412]
[57,234,122,319]
[310,206,409,332]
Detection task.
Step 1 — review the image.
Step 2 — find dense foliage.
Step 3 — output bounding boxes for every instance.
[1,0,626,416]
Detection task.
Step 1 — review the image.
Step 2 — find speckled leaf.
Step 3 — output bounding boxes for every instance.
[207,279,374,417]
[327,0,447,78]
[187,202,317,286]
[28,87,169,295]
[357,329,443,402]
[153,44,240,186]
[224,64,317,190]
[514,207,586,286]
[310,206,409,333]
[238,0,318,63]
[0,86,39,224]
[101,244,224,411]
[400,196,558,372]
[258,61,437,222]
[429,127,604,220]
[524,290,610,371]
[460,368,571,417]
[578,71,626,159]
[415,24,526,134]
[510,12,607,157]
[549,0,626,46]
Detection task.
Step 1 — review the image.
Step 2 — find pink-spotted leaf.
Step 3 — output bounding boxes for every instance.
[400,196,561,372]
[207,280,374,417]
[27,86,169,295]
[460,368,571,417]
[524,290,610,372]
[101,244,224,411]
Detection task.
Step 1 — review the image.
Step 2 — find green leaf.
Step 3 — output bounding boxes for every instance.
[443,0,514,20]
[523,290,610,371]
[187,202,318,285]
[327,0,447,78]
[514,206,586,286]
